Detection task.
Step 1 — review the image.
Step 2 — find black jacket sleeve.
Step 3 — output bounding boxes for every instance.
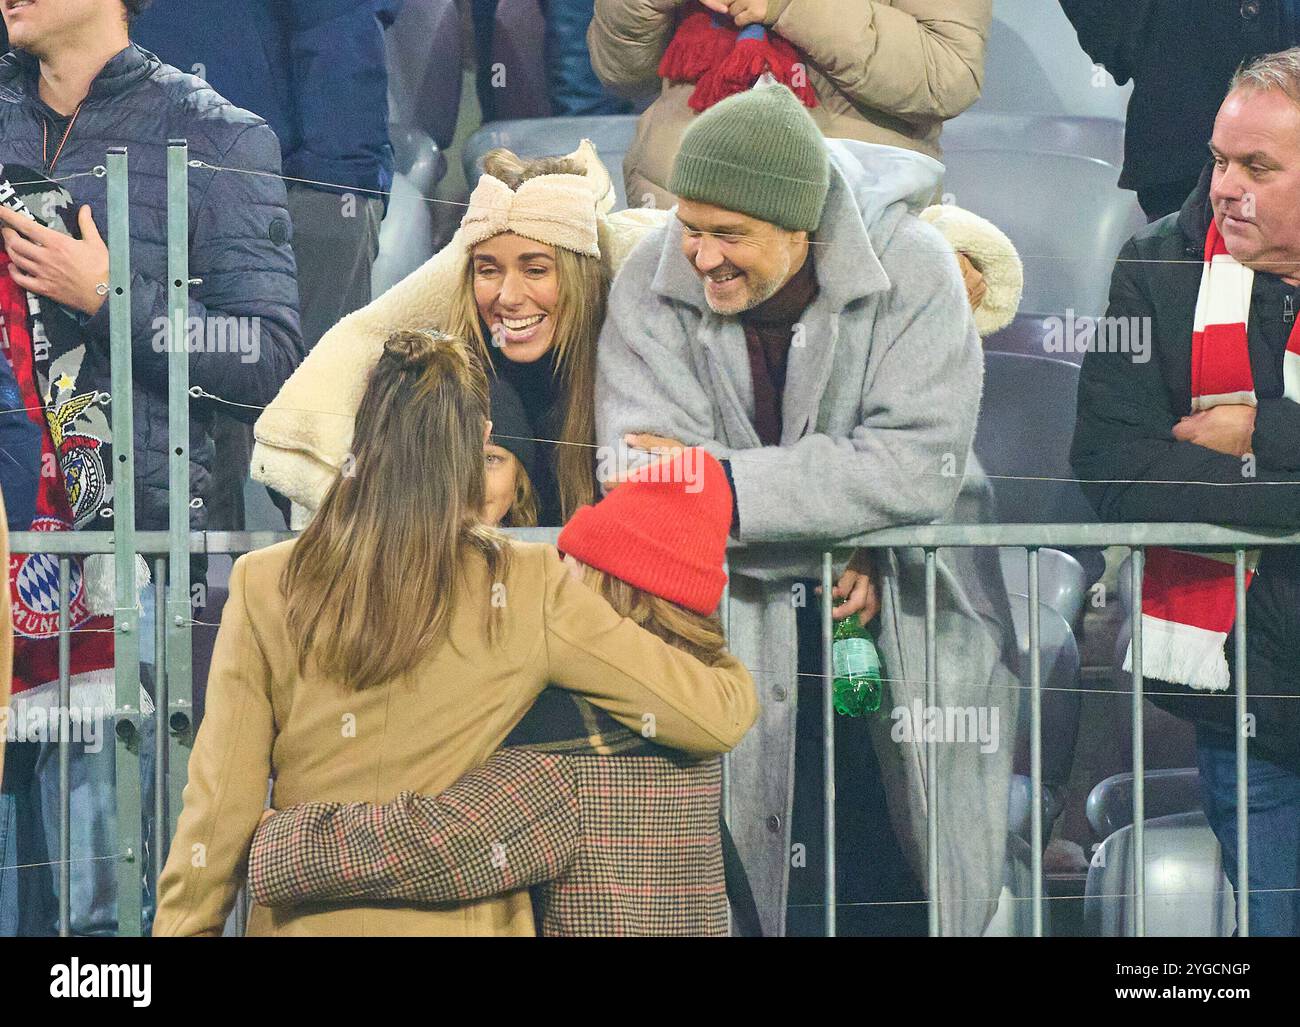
[1070,238,1300,528]
[1252,398,1300,471]
[1058,0,1155,85]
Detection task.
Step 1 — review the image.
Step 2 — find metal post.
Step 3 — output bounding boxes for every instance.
[719,561,731,938]
[164,142,196,862]
[1028,547,1044,937]
[924,548,939,936]
[236,886,250,937]
[1130,548,1146,938]
[57,557,71,938]
[107,146,142,936]
[821,551,836,938]
[1233,549,1249,937]
[152,558,167,900]
[720,562,731,831]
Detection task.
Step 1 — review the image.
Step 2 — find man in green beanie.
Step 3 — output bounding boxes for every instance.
[595,81,1018,938]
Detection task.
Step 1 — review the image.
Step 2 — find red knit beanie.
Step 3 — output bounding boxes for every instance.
[557,448,731,615]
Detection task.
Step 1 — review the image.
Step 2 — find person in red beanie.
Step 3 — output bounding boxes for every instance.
[243,449,764,937]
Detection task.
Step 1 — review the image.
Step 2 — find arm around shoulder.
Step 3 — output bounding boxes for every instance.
[541,547,758,755]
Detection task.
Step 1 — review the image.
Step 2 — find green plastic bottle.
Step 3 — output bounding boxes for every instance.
[832,613,883,716]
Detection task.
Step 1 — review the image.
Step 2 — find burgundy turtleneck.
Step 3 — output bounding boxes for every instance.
[738,249,818,446]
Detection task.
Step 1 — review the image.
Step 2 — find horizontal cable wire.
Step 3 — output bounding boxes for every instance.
[186,157,1291,265]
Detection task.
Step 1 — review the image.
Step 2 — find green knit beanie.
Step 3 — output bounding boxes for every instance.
[668,82,830,232]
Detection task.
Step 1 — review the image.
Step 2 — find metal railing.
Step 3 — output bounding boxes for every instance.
[6,148,1291,938]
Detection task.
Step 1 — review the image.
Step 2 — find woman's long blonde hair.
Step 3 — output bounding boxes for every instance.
[281,329,511,690]
[448,148,607,521]
[581,566,729,668]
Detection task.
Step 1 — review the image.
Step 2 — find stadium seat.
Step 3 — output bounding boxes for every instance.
[999,547,1088,630]
[1084,811,1235,936]
[1086,769,1205,839]
[940,148,1144,319]
[983,832,1035,937]
[492,0,552,121]
[984,313,1098,366]
[385,0,462,150]
[975,353,1097,526]
[462,115,639,208]
[1004,596,1082,840]
[943,110,1126,169]
[971,0,1131,120]
[371,126,440,298]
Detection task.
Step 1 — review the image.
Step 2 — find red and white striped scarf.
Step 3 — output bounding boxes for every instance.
[1125,220,1300,691]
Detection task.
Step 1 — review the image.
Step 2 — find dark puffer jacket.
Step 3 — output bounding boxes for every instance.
[132,0,401,199]
[0,44,304,531]
[1070,167,1300,771]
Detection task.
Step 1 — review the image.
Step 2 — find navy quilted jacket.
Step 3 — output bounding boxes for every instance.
[0,44,304,531]
[132,0,399,198]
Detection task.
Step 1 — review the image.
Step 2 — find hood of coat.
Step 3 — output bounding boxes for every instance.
[650,138,943,313]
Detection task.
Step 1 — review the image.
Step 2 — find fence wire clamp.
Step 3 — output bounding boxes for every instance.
[91,165,107,178]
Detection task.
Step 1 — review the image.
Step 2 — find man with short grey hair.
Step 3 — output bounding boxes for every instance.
[1073,47,1300,935]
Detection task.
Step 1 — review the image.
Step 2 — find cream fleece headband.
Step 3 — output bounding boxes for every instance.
[460,172,601,257]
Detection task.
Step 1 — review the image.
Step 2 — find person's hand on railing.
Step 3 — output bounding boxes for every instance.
[1171,404,1257,458]
[821,547,880,627]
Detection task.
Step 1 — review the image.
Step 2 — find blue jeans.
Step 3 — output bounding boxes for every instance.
[0,588,156,936]
[543,0,634,116]
[1196,725,1300,937]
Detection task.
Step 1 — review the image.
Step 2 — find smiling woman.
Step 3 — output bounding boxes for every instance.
[441,149,609,526]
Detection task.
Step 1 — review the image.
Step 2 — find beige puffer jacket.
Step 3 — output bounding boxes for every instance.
[588,0,992,208]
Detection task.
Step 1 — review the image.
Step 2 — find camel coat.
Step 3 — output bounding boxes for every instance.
[588,0,992,207]
[153,539,758,936]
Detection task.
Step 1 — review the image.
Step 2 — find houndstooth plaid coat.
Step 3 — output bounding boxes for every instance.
[247,747,728,937]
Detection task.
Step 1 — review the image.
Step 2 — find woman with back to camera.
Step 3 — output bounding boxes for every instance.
[152,329,758,937]
[247,447,754,936]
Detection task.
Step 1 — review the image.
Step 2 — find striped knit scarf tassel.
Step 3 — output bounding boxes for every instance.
[658,3,818,113]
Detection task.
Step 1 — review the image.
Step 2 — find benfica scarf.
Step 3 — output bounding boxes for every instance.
[0,165,116,698]
[1124,220,1300,692]
[658,2,818,113]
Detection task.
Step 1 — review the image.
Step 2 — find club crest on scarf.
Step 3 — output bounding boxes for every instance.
[0,163,114,692]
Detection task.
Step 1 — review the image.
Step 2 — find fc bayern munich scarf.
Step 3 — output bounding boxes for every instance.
[1124,220,1300,692]
[658,2,818,113]
[0,167,116,698]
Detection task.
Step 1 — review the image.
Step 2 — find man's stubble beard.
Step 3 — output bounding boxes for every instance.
[703,245,793,316]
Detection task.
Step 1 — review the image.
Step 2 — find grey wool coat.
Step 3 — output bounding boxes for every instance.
[595,139,1019,936]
